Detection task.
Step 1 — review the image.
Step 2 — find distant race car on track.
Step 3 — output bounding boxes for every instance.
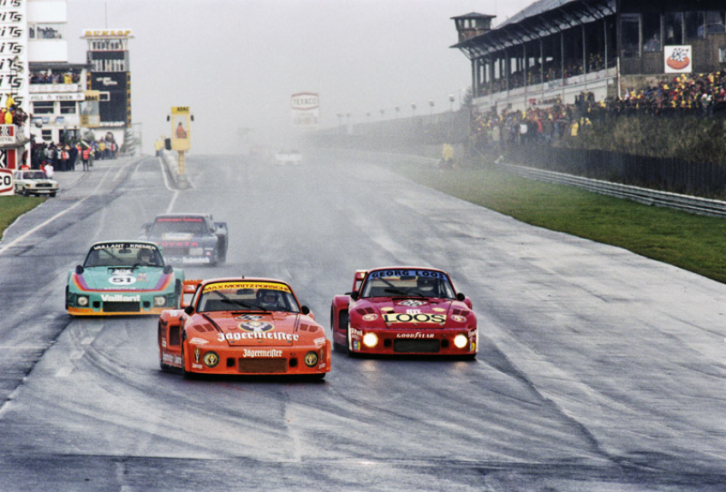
[330,267,477,358]
[140,213,228,266]
[158,278,331,378]
[273,149,302,165]
[66,241,185,316]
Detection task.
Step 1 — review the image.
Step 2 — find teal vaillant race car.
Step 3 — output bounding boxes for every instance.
[66,241,185,316]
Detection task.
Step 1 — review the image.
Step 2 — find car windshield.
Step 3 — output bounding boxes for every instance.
[23,171,47,180]
[83,242,164,268]
[197,281,301,313]
[360,269,456,299]
[150,217,208,236]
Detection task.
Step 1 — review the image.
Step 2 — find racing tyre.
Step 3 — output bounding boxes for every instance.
[180,337,196,379]
[333,309,349,353]
[174,280,182,308]
[50,192,56,198]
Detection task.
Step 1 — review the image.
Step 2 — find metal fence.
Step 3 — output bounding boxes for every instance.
[507,146,726,198]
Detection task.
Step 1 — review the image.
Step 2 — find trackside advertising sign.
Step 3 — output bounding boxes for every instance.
[0,168,14,195]
[291,92,319,131]
[664,46,692,74]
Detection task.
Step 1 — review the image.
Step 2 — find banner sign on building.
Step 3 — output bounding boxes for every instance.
[171,106,191,151]
[0,1,28,111]
[291,92,319,131]
[664,46,692,74]
[0,168,14,195]
[0,124,15,145]
[80,90,101,127]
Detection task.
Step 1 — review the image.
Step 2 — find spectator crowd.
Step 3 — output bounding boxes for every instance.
[30,138,119,175]
[471,69,726,150]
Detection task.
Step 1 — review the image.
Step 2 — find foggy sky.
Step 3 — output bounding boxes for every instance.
[66,0,535,154]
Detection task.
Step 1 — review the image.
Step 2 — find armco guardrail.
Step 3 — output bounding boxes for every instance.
[500,163,726,218]
[323,148,726,218]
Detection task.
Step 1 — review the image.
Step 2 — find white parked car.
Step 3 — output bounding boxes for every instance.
[14,170,59,197]
[274,149,302,165]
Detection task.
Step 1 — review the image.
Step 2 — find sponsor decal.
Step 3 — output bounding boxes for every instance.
[396,332,435,339]
[192,363,204,370]
[189,337,209,345]
[362,313,378,321]
[93,243,157,251]
[161,339,167,348]
[101,294,140,302]
[159,240,200,247]
[237,314,263,321]
[368,269,445,279]
[156,217,204,223]
[451,315,467,323]
[398,300,426,308]
[243,348,283,358]
[203,352,220,367]
[203,281,291,294]
[239,321,275,332]
[217,332,300,342]
[353,340,360,351]
[137,273,148,282]
[162,353,182,365]
[432,307,446,313]
[384,313,446,324]
[350,328,363,338]
[406,309,421,315]
[380,307,394,312]
[314,337,327,346]
[194,347,201,363]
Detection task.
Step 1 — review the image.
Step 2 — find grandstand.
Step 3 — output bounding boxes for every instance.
[452,0,726,113]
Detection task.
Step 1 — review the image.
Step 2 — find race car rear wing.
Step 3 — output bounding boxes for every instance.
[180,279,203,308]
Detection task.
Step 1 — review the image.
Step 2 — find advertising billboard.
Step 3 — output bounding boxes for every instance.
[664,46,692,74]
[171,106,191,151]
[291,92,319,131]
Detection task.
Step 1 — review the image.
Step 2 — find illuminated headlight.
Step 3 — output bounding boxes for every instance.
[453,334,468,349]
[304,351,318,367]
[154,296,167,307]
[189,247,204,256]
[77,296,89,306]
[362,333,378,348]
[202,351,220,367]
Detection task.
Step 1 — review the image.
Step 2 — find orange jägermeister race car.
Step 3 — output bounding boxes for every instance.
[158,278,331,378]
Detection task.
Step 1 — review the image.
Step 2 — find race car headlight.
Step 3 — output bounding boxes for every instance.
[453,334,468,349]
[77,295,89,306]
[154,296,167,307]
[363,333,378,348]
[304,351,318,367]
[202,351,220,367]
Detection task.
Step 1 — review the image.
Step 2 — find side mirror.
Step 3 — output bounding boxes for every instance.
[456,292,466,301]
[163,265,173,274]
[75,265,84,274]
[350,292,359,301]
[301,306,310,315]
[184,305,194,315]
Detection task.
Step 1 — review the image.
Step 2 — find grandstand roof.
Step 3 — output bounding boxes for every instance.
[499,0,578,28]
[451,0,615,58]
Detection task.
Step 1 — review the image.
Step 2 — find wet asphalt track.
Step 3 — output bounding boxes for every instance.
[0,151,724,491]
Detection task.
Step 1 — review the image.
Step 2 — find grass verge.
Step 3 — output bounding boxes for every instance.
[393,163,726,285]
[0,196,46,235]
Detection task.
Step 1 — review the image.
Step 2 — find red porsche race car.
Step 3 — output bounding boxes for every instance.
[158,278,331,378]
[330,267,477,358]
